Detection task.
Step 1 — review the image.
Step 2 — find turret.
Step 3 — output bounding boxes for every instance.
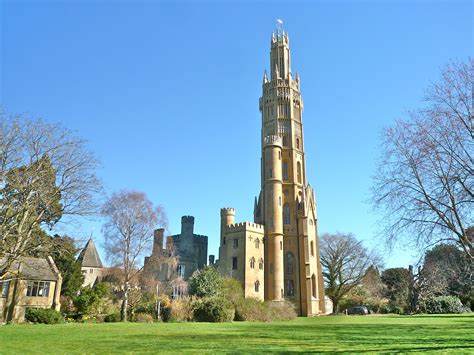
[180,216,195,253]
[152,228,165,255]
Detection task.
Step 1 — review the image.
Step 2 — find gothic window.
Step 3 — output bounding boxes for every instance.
[233,239,238,249]
[296,138,300,149]
[255,280,260,293]
[250,257,255,269]
[279,196,281,206]
[286,252,294,275]
[255,238,260,249]
[232,257,238,270]
[280,241,283,250]
[258,258,264,270]
[269,168,273,178]
[310,241,314,256]
[311,274,317,298]
[282,161,288,181]
[297,162,302,183]
[177,264,185,278]
[223,237,226,245]
[286,279,295,296]
[282,135,287,147]
[278,151,281,160]
[283,204,290,225]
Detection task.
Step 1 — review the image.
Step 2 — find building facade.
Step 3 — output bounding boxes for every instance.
[144,216,208,298]
[0,256,62,323]
[218,30,325,316]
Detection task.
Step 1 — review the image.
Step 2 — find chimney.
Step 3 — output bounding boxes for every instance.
[152,229,164,255]
[209,255,215,265]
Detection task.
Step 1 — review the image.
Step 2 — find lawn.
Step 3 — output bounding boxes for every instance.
[0,314,473,353]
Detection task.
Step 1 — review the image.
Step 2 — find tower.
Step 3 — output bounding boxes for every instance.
[256,30,325,315]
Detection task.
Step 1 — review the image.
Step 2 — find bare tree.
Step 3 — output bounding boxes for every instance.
[372,59,473,259]
[320,233,382,313]
[102,190,167,321]
[0,113,102,275]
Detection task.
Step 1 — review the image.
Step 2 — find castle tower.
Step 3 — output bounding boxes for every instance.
[257,29,325,315]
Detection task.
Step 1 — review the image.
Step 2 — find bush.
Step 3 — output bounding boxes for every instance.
[169,297,195,322]
[193,297,234,322]
[221,277,244,307]
[104,313,121,322]
[235,299,297,322]
[25,308,64,324]
[135,313,154,323]
[420,296,469,314]
[188,267,223,298]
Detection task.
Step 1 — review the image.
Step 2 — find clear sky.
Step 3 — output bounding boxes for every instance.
[1,0,472,268]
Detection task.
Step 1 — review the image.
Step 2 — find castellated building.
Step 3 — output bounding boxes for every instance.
[145,216,208,281]
[218,30,326,316]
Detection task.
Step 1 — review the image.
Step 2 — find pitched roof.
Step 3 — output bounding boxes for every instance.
[77,238,103,268]
[1,256,61,281]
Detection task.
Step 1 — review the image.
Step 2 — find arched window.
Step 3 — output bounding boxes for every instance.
[286,252,294,275]
[255,280,260,292]
[280,241,283,250]
[258,258,264,270]
[283,204,290,225]
[250,257,255,269]
[310,241,314,256]
[296,138,300,149]
[255,238,260,249]
[282,161,288,181]
[278,151,281,160]
[297,162,302,183]
[282,135,287,146]
[311,274,317,298]
[286,279,295,296]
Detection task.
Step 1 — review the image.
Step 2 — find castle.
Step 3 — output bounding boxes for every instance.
[218,30,326,316]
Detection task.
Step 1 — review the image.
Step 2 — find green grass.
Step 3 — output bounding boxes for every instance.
[0,314,473,353]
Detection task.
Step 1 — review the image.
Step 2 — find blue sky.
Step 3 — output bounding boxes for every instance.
[1,0,472,268]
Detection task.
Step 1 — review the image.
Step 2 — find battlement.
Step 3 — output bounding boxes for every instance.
[181,215,195,224]
[271,30,289,46]
[225,221,264,232]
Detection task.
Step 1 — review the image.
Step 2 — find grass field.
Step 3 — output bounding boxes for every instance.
[0,314,473,353]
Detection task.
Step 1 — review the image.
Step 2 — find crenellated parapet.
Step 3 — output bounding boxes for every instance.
[225,221,265,233]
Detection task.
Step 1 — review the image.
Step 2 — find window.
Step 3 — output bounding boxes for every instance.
[26,281,50,297]
[255,280,260,293]
[233,239,238,249]
[177,264,185,278]
[255,238,260,249]
[232,257,238,270]
[282,161,288,181]
[258,258,264,270]
[0,280,10,298]
[280,241,283,250]
[250,257,255,269]
[283,204,290,225]
[286,253,294,275]
[286,279,295,296]
[223,237,226,245]
[269,168,273,178]
[296,138,300,149]
[310,241,314,256]
[278,151,281,160]
[282,135,287,146]
[279,196,281,206]
[297,162,302,183]
[311,274,317,298]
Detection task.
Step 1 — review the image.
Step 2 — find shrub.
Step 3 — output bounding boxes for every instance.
[235,299,297,322]
[188,267,223,298]
[221,277,244,307]
[169,297,195,322]
[135,313,154,323]
[193,297,234,322]
[420,296,469,314]
[267,300,297,321]
[104,313,121,322]
[25,308,64,324]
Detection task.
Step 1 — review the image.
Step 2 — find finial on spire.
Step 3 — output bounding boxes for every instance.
[263,70,268,84]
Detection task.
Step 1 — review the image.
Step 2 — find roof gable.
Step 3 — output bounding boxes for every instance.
[77,239,103,268]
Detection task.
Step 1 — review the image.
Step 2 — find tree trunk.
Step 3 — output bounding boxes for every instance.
[121,283,129,322]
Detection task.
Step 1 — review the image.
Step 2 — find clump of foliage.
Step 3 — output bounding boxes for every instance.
[73,283,110,315]
[235,299,296,322]
[188,266,223,298]
[25,308,64,324]
[193,297,234,323]
[134,313,154,323]
[419,296,470,314]
[104,313,121,323]
[169,296,195,322]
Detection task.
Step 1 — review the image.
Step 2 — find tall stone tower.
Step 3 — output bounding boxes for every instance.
[254,30,326,315]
